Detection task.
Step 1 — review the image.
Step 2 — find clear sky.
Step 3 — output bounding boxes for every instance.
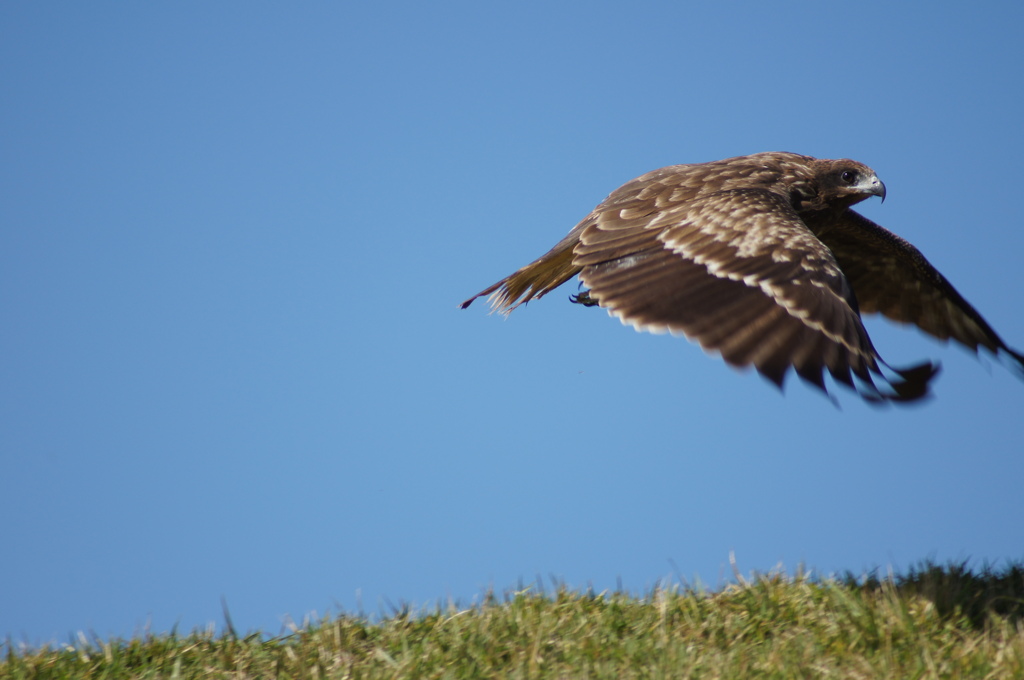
[3,2,1022,646]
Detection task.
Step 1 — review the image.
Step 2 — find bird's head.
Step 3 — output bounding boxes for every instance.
[816,159,886,207]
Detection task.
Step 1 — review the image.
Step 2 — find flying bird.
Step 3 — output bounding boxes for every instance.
[460,152,1024,403]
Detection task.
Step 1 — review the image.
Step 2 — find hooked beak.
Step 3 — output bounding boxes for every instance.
[865,174,886,203]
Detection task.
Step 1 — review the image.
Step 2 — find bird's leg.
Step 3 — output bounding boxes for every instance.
[570,290,600,307]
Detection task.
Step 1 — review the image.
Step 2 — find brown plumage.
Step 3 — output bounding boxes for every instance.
[460,152,1024,403]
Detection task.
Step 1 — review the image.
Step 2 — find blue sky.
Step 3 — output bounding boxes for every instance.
[3,2,1022,645]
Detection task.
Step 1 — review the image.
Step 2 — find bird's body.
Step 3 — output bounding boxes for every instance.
[461,152,1023,403]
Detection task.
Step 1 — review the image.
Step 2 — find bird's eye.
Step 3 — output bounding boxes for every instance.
[840,170,858,185]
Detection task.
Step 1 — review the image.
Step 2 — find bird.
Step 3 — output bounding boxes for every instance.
[460,152,1024,403]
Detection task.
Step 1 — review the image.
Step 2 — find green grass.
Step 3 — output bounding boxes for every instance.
[4,562,1023,679]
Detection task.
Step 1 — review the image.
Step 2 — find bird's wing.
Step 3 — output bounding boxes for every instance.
[575,188,937,401]
[810,209,1024,375]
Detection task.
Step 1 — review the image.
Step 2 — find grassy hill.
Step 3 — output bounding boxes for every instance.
[4,562,1023,679]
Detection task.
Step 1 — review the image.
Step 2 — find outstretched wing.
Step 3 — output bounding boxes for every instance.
[809,210,1024,375]
[575,189,936,401]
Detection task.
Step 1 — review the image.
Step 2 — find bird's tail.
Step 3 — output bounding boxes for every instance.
[459,237,580,314]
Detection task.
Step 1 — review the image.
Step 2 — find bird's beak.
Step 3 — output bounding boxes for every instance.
[867,175,886,203]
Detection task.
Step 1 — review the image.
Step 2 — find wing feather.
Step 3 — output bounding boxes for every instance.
[575,189,927,399]
[808,210,1024,374]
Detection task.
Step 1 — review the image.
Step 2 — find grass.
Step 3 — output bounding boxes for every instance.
[4,561,1023,679]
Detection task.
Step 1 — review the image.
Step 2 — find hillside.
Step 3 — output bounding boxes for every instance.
[4,562,1023,679]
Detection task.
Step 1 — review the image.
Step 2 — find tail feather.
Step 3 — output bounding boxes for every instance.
[459,241,580,313]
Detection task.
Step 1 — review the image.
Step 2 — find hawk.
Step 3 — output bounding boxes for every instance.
[460,152,1024,403]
